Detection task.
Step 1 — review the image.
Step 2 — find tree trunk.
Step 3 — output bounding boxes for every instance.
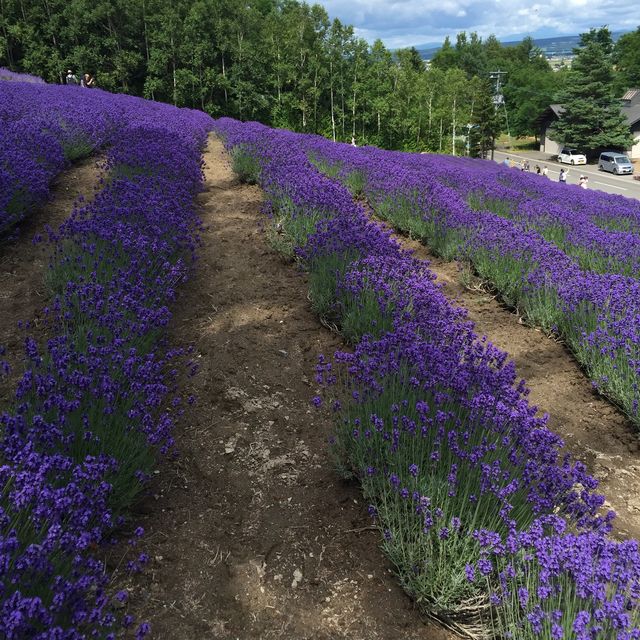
[142,0,150,61]
[237,31,244,118]
[200,63,204,111]
[330,60,336,142]
[340,62,345,138]
[171,34,177,106]
[42,0,60,72]
[108,15,128,91]
[313,59,318,133]
[299,47,306,129]
[276,44,281,105]
[452,95,457,156]
[221,54,228,104]
[351,58,358,138]
[0,0,14,69]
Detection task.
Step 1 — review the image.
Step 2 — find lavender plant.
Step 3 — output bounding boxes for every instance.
[1,82,212,637]
[303,136,640,427]
[212,118,638,638]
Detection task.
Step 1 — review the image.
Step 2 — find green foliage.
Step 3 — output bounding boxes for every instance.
[469,80,501,157]
[307,249,360,322]
[230,144,261,184]
[61,136,94,162]
[344,170,366,198]
[613,27,640,94]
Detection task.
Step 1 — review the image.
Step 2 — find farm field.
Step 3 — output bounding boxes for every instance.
[3,77,640,640]
[112,136,453,639]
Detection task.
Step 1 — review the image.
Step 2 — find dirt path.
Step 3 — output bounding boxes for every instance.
[0,155,104,404]
[396,233,640,539]
[118,135,452,639]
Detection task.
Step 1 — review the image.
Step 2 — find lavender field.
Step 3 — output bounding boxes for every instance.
[301,136,640,430]
[3,71,640,639]
[1,74,212,638]
[213,117,640,640]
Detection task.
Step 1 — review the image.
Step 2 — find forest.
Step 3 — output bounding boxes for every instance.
[1,0,639,152]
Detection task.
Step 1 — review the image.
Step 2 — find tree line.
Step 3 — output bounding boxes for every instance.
[1,0,639,154]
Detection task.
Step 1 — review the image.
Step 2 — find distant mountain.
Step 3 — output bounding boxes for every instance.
[415,30,629,60]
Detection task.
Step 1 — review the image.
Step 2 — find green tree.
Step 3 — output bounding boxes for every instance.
[551,27,633,156]
[613,26,640,94]
[470,79,500,158]
[360,39,393,146]
[430,36,457,70]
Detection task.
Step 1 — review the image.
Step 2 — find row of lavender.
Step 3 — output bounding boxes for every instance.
[213,118,640,640]
[1,80,212,638]
[0,68,45,83]
[0,81,129,235]
[301,139,640,428]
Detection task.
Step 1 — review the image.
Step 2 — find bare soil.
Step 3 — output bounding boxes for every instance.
[395,234,640,539]
[5,139,639,639]
[0,155,104,404]
[116,136,452,639]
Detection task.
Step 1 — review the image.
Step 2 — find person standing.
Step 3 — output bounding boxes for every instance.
[559,168,568,184]
[542,165,549,177]
[81,73,96,88]
[65,69,79,85]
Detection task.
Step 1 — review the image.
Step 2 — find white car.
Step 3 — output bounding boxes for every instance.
[558,148,587,165]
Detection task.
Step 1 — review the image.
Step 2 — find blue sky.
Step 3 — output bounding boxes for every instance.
[315,0,639,48]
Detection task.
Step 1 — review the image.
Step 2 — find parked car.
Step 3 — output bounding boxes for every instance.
[558,148,587,165]
[598,152,634,175]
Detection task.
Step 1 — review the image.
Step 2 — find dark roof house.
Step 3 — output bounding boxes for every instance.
[538,90,640,159]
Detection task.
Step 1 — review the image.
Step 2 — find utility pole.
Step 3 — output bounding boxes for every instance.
[489,70,509,159]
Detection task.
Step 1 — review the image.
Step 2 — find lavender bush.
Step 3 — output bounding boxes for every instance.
[0,68,45,83]
[1,82,212,637]
[303,138,640,428]
[213,118,640,638]
[0,80,132,234]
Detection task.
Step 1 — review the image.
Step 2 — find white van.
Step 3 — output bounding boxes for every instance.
[598,152,634,175]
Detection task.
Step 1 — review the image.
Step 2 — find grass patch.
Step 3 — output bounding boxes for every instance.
[231,144,261,184]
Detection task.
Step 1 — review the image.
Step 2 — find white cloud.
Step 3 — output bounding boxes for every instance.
[316,0,639,47]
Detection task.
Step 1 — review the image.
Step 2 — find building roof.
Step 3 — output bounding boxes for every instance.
[622,103,640,127]
[533,104,565,128]
[549,104,565,117]
[622,88,640,102]
[621,88,640,126]
[537,94,640,129]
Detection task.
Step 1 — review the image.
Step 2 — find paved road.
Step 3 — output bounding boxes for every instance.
[492,150,640,200]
